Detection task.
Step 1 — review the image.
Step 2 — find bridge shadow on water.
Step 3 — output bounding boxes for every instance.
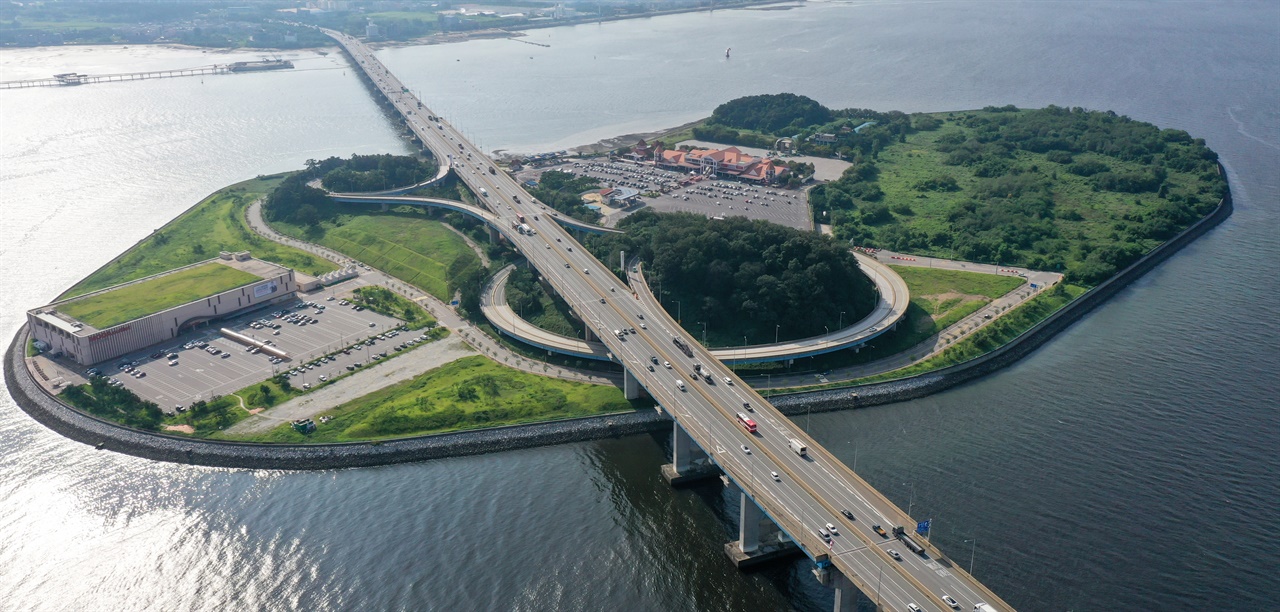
[579,431,885,612]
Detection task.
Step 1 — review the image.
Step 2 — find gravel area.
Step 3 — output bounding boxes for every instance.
[225,336,474,434]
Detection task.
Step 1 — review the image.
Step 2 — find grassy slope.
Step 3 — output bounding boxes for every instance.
[62,175,337,300]
[270,205,482,302]
[848,283,1089,385]
[860,113,1209,265]
[224,356,634,443]
[59,263,260,329]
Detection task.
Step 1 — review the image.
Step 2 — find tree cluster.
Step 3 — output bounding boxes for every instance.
[708,93,834,135]
[528,170,603,223]
[587,211,876,344]
[62,377,165,430]
[318,154,436,193]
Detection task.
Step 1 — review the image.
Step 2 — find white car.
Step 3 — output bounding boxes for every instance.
[942,595,960,609]
[663,361,671,369]
[723,377,732,385]
[771,471,780,481]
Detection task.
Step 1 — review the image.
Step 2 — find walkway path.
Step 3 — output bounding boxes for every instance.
[225,336,475,435]
[743,253,1063,389]
[244,201,616,387]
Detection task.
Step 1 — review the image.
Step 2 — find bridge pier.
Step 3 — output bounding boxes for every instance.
[487,226,500,244]
[661,421,719,486]
[813,567,859,612]
[623,368,642,400]
[723,479,800,569]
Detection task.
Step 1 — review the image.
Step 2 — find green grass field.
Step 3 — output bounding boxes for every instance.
[59,263,260,329]
[62,175,337,300]
[272,207,483,302]
[222,356,634,443]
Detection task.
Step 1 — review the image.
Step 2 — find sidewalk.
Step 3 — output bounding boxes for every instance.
[243,200,618,386]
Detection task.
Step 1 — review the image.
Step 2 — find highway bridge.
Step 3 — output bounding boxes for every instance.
[323,28,1014,612]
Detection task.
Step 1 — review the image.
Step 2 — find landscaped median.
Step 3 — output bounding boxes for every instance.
[216,356,639,443]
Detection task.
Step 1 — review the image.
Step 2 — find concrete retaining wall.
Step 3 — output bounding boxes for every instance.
[5,330,668,470]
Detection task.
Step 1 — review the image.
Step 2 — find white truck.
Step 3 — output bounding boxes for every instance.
[789,438,807,456]
[676,379,686,391]
[479,187,489,197]
[973,605,997,612]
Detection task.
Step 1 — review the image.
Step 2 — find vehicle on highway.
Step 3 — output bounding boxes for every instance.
[873,524,888,538]
[740,445,751,455]
[789,438,808,456]
[840,509,855,521]
[736,413,758,433]
[663,361,671,369]
[887,549,902,561]
[742,402,753,412]
[722,376,732,385]
[907,605,922,612]
[942,595,960,609]
[675,379,685,391]
[973,604,997,612]
[650,356,658,364]
[771,471,780,481]
[825,522,838,535]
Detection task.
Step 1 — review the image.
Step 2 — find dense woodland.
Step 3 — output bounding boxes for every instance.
[704,94,1226,285]
[263,154,436,226]
[587,211,876,344]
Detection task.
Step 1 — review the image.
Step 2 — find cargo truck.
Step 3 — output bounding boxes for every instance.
[892,526,927,556]
[789,439,807,456]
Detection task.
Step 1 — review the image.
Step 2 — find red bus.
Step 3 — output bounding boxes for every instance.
[736,412,758,433]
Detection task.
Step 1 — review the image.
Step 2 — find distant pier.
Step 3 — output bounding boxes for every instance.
[0,59,293,90]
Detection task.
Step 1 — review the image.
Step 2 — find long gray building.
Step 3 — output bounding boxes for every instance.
[28,252,311,366]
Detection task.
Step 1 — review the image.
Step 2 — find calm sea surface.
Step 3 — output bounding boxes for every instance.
[2,2,1277,610]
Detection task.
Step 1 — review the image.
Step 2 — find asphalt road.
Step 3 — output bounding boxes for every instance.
[325,28,1012,612]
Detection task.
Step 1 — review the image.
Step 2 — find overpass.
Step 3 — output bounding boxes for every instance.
[330,193,621,237]
[324,28,1014,612]
[483,253,909,363]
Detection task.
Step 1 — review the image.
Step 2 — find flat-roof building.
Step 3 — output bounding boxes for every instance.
[28,253,301,366]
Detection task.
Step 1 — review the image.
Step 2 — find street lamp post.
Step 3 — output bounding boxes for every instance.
[903,481,915,516]
[775,324,780,344]
[965,538,977,574]
[699,321,707,344]
[839,311,845,329]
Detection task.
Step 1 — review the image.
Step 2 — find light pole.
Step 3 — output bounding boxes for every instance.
[903,481,915,517]
[964,538,977,574]
[775,324,780,344]
[699,321,707,344]
[674,300,681,323]
[839,311,845,329]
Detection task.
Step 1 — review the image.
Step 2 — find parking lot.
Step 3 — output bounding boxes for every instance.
[83,281,420,412]
[519,160,813,230]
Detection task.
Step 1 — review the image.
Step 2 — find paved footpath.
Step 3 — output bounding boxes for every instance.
[225,336,476,435]
[742,250,1065,389]
[244,201,619,387]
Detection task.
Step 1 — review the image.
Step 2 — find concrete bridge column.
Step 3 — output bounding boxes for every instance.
[831,570,856,612]
[381,202,390,212]
[661,421,717,486]
[487,226,500,244]
[724,479,800,569]
[583,327,598,343]
[623,368,642,400]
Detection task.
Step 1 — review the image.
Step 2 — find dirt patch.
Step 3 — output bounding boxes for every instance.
[163,424,195,434]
